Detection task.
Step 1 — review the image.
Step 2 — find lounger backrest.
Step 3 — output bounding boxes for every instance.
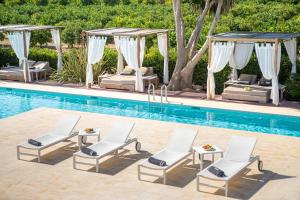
[166,128,198,153]
[224,135,257,162]
[102,121,135,144]
[52,115,81,137]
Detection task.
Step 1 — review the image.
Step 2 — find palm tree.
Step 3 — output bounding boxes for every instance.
[169,0,235,90]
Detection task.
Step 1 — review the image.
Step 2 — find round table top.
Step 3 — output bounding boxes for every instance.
[78,128,100,136]
[193,145,224,154]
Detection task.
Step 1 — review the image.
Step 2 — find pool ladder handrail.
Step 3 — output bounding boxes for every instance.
[160,84,168,103]
[148,83,155,102]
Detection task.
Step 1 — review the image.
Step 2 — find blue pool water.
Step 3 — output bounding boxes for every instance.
[1,87,300,137]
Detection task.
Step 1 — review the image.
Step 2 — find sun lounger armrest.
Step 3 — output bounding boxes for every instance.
[70,131,79,137]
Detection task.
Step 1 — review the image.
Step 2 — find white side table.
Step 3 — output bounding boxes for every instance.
[192,145,224,170]
[78,128,100,150]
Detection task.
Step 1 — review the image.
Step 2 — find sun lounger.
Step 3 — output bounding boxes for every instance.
[17,115,81,163]
[138,128,198,184]
[73,121,141,173]
[196,135,263,197]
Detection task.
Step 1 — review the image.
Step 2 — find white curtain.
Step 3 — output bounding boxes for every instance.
[255,43,281,105]
[229,43,254,80]
[157,33,169,84]
[86,36,107,86]
[114,36,124,74]
[8,31,31,82]
[119,36,146,92]
[207,42,235,99]
[284,38,297,74]
[51,29,63,72]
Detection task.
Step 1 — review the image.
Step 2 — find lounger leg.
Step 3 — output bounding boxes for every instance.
[138,165,141,181]
[197,176,200,192]
[73,156,76,169]
[37,150,41,163]
[96,159,99,173]
[17,146,20,160]
[163,169,166,185]
[200,154,204,171]
[192,150,195,165]
[225,181,228,197]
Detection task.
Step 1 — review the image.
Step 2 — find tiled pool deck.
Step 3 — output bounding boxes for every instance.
[1,107,300,200]
[0,81,300,200]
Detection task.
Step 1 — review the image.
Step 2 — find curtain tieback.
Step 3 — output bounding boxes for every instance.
[207,69,214,75]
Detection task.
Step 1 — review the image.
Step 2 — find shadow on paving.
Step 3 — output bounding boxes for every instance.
[152,159,198,188]
[85,149,152,175]
[28,141,77,165]
[200,168,296,199]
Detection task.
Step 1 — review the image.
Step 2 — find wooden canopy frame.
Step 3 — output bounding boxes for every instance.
[0,25,64,32]
[207,31,300,102]
[84,28,170,89]
[85,27,169,37]
[0,24,64,83]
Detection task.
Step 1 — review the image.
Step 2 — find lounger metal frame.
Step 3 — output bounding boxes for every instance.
[17,132,78,163]
[196,155,261,197]
[73,137,139,173]
[137,151,192,185]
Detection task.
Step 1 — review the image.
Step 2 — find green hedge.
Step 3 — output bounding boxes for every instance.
[285,74,300,101]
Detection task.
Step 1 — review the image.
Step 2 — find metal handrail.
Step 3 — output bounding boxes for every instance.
[160,84,168,103]
[148,83,155,102]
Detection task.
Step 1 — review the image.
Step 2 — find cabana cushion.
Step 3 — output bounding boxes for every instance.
[120,66,135,75]
[258,77,272,86]
[140,67,154,76]
[238,74,257,85]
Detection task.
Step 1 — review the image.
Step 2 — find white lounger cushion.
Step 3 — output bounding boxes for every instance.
[18,115,80,149]
[102,121,134,143]
[198,135,257,180]
[166,128,198,153]
[141,128,198,169]
[198,159,250,181]
[52,115,81,137]
[145,149,190,169]
[74,121,135,158]
[75,141,123,158]
[224,135,257,162]
[34,134,66,146]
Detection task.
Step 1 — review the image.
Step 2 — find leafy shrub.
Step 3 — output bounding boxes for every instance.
[48,0,69,4]
[51,48,86,83]
[0,48,19,68]
[51,48,117,83]
[285,74,300,101]
[103,0,118,5]
[74,0,93,5]
[30,0,48,5]
[4,0,25,5]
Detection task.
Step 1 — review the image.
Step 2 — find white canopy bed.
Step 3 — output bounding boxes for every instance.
[207,32,299,105]
[0,25,63,82]
[84,28,169,92]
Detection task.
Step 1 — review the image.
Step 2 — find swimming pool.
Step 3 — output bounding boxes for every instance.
[1,86,300,137]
